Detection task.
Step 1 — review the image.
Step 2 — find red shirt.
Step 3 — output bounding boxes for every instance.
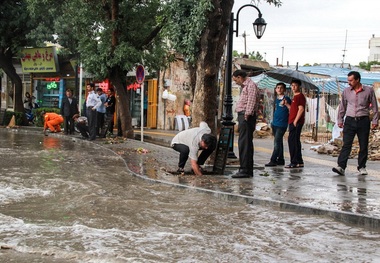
[288,93,306,124]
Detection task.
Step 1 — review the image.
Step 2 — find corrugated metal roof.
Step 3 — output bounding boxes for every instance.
[251,66,380,94]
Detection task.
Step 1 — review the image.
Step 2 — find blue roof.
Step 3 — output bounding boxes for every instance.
[252,66,380,94]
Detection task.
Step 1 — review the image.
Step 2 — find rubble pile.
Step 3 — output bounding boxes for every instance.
[254,122,272,138]
[312,129,380,161]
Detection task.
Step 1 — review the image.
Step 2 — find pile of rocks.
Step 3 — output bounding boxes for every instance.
[254,122,272,138]
[312,129,380,161]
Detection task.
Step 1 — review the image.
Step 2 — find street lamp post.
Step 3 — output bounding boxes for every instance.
[223,4,267,158]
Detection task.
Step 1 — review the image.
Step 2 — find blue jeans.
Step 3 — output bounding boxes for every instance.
[270,125,287,163]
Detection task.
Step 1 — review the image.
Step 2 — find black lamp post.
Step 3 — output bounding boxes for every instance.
[223,4,266,157]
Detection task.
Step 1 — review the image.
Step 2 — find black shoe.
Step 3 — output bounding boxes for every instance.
[265,161,277,167]
[277,160,285,165]
[176,168,185,175]
[231,172,253,178]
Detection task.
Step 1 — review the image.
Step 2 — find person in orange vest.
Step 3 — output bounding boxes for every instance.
[42,111,64,135]
[183,99,191,117]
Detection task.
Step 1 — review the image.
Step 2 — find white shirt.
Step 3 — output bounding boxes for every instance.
[171,121,211,161]
[86,91,101,108]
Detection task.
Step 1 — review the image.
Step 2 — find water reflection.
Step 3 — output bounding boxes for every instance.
[335,175,368,213]
[42,136,61,149]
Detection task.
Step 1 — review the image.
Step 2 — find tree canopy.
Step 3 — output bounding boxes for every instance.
[358,61,380,71]
[2,0,282,132]
[0,1,40,116]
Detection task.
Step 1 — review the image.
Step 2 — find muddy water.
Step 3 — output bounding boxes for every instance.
[0,129,379,262]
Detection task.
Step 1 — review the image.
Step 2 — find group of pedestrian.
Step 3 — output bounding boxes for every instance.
[170,70,378,178]
[81,83,116,140]
[264,78,306,169]
[231,71,306,178]
[42,84,116,140]
[265,70,378,176]
[38,69,377,178]
[169,70,305,178]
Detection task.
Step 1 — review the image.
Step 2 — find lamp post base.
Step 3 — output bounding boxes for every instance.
[222,121,237,159]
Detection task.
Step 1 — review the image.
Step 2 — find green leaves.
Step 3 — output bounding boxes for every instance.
[164,0,214,64]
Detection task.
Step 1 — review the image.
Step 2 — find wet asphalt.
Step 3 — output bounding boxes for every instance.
[7,127,380,230]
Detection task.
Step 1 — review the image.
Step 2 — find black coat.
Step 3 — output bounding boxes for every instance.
[61,97,79,117]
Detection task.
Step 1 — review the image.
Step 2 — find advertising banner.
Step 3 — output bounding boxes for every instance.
[21,47,59,73]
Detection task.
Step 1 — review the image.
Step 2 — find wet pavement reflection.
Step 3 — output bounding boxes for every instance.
[0,129,379,262]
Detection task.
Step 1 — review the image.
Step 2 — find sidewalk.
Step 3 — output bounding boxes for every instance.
[130,128,380,229]
[14,126,380,229]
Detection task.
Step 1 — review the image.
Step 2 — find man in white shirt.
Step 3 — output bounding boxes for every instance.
[171,121,217,176]
[86,83,101,141]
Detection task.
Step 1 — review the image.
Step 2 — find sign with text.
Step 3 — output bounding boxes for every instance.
[20,47,59,73]
[136,65,145,84]
[213,127,233,175]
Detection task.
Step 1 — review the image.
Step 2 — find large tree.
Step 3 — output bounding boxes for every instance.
[27,0,168,137]
[165,0,281,132]
[0,1,42,121]
[22,0,281,135]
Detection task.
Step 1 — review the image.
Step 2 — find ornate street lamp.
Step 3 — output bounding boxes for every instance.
[223,4,266,157]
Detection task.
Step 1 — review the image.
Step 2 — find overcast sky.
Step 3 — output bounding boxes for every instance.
[232,0,380,66]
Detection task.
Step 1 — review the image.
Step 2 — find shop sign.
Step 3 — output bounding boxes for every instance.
[136,65,145,84]
[45,78,60,82]
[47,82,58,90]
[20,47,59,73]
[99,81,109,92]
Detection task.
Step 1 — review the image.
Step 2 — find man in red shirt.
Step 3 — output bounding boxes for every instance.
[283,79,306,168]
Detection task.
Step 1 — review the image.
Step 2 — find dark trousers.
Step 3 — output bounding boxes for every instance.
[86,108,97,140]
[288,123,304,165]
[270,125,287,163]
[105,112,114,134]
[237,114,256,173]
[76,122,89,138]
[172,144,214,169]
[338,116,370,169]
[97,112,105,136]
[63,115,75,134]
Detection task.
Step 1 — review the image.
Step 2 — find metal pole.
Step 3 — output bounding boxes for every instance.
[140,82,144,142]
[78,62,83,115]
[163,99,166,130]
[314,88,320,142]
[281,46,284,66]
[223,12,237,158]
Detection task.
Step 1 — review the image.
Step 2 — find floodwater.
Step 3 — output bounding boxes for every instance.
[0,129,379,262]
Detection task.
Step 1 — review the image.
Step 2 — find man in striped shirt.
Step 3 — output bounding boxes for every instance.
[333,71,378,176]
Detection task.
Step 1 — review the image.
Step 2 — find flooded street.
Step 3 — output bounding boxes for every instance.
[0,129,379,262]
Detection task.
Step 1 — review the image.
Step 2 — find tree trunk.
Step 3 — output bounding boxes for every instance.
[108,0,132,138]
[191,0,233,133]
[110,66,133,138]
[0,48,27,124]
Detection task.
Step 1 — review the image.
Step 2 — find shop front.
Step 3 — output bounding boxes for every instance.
[21,46,80,109]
